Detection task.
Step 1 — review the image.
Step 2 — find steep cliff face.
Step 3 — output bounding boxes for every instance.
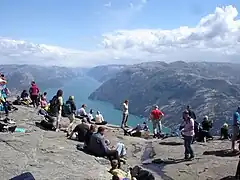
[89,61,240,132]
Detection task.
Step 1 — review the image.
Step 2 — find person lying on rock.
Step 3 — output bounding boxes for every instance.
[86,126,121,168]
[124,122,149,138]
[220,123,230,140]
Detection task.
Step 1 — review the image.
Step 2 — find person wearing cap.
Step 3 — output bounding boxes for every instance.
[149,105,164,138]
[66,96,77,134]
[231,107,240,152]
[180,110,195,160]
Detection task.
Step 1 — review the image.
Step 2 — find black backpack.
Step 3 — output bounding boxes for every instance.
[49,95,59,115]
[130,166,155,180]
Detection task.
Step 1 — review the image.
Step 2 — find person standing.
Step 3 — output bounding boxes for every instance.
[121,100,129,128]
[186,105,196,120]
[180,110,195,160]
[53,89,63,132]
[29,81,40,108]
[66,96,76,135]
[149,105,164,138]
[232,107,240,152]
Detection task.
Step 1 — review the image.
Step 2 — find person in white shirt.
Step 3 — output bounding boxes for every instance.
[76,104,90,123]
[121,100,129,128]
[88,109,94,121]
[95,111,107,125]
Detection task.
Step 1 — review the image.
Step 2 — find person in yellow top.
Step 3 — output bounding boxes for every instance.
[110,160,134,180]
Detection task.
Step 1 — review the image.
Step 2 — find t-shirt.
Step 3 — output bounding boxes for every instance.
[95,114,104,123]
[88,113,94,120]
[233,111,240,126]
[151,109,164,120]
[77,107,87,116]
[181,118,195,137]
[123,103,128,114]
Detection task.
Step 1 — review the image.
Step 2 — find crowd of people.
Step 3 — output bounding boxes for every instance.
[1,76,240,179]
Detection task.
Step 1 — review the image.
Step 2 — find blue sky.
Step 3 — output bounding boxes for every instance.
[1,0,239,51]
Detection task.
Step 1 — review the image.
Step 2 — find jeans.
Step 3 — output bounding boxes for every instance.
[152,119,162,135]
[2,101,9,115]
[184,136,194,157]
[121,113,129,127]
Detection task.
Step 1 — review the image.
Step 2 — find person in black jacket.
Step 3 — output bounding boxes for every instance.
[66,96,77,134]
[186,105,196,120]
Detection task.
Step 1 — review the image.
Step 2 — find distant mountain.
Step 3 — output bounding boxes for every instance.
[0,64,83,92]
[87,64,127,82]
[89,61,240,133]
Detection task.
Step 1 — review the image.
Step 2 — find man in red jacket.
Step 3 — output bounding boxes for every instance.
[149,105,164,138]
[29,81,40,108]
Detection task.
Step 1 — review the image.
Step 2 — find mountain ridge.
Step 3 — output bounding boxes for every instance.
[89,61,240,133]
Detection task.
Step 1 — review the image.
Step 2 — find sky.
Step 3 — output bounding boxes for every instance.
[0,0,240,67]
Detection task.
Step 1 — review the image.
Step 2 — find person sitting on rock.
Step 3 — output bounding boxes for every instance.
[124,122,149,137]
[67,122,92,142]
[40,92,48,108]
[20,90,31,105]
[220,123,230,140]
[110,160,132,180]
[87,126,121,168]
[200,115,213,142]
[88,109,95,121]
[105,140,127,159]
[76,104,91,123]
[95,111,107,125]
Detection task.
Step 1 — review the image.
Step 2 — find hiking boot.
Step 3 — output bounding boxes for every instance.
[189,155,195,160]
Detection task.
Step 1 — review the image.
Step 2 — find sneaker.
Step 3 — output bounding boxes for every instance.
[55,129,60,132]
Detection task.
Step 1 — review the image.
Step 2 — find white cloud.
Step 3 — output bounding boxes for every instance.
[0,5,240,67]
[104,2,111,8]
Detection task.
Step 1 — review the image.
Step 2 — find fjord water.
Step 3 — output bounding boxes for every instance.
[47,76,170,133]
[46,76,145,127]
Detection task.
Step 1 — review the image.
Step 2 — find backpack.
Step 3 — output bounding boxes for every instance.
[130,166,155,180]
[63,101,72,116]
[49,95,59,114]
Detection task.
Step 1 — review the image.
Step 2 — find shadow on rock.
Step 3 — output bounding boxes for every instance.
[203,149,240,157]
[159,141,183,146]
[219,176,237,180]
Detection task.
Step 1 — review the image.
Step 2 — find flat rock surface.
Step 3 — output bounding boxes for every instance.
[0,105,239,180]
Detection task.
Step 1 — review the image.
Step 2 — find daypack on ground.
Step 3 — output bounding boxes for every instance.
[130,166,155,180]
[10,172,35,180]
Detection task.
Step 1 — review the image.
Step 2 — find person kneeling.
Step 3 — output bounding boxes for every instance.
[220,123,230,140]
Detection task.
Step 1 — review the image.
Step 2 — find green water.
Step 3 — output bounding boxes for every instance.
[46,76,169,133]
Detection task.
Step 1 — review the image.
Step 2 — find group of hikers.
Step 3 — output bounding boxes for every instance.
[2,76,240,179]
